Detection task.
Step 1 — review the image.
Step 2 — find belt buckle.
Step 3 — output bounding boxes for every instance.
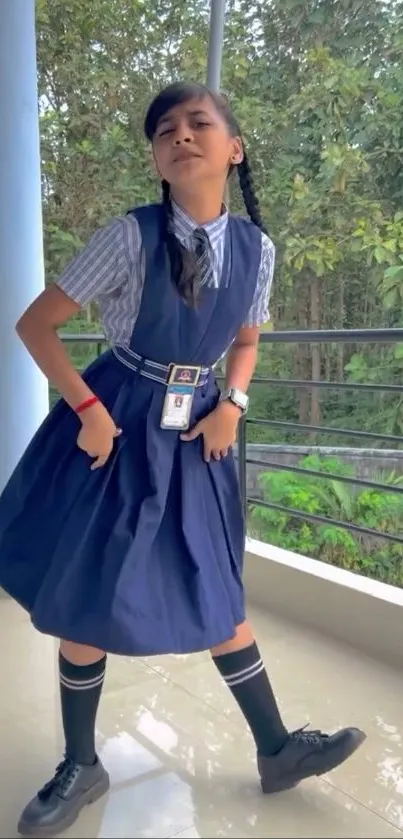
[168,364,201,386]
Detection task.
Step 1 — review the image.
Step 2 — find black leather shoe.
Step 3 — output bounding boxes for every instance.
[18,756,110,837]
[258,726,366,794]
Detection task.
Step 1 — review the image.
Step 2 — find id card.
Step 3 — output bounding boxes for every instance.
[160,384,195,430]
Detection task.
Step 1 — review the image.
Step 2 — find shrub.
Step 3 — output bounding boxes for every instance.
[249,455,403,587]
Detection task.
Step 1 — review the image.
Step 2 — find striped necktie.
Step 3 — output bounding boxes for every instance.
[193,227,214,289]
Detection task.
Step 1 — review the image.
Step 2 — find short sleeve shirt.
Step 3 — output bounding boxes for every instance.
[56,203,275,347]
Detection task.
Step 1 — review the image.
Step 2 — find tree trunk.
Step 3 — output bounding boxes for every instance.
[295,281,310,423]
[310,274,321,429]
[337,277,345,382]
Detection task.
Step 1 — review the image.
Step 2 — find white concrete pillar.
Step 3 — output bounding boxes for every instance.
[0,0,48,492]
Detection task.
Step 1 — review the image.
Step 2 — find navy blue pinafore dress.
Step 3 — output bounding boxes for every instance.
[0,205,261,655]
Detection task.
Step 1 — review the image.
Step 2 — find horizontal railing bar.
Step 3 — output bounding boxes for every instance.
[246,418,403,445]
[246,457,403,494]
[248,377,403,393]
[259,328,403,343]
[60,328,403,346]
[61,333,106,343]
[247,497,403,544]
[199,374,402,394]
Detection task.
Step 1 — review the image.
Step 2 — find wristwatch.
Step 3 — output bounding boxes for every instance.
[219,387,249,415]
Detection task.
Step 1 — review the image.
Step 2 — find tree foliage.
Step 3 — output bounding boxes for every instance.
[37,0,403,436]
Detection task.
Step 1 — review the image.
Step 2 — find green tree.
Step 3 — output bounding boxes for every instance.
[36,0,403,440]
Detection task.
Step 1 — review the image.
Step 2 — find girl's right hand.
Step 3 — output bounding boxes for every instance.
[76,402,122,470]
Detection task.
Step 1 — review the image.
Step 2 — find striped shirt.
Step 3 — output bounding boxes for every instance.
[57,202,275,348]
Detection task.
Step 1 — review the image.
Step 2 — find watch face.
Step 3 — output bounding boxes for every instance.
[219,388,249,412]
[232,388,248,405]
[232,388,248,408]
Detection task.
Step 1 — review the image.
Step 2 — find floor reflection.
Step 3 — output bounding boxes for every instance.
[0,597,402,838]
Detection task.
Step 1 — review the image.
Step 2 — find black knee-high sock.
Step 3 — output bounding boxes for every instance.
[59,652,106,765]
[213,642,288,756]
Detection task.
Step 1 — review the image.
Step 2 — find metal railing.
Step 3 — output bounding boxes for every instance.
[61,329,403,548]
[240,329,403,548]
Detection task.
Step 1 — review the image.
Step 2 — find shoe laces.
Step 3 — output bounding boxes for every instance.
[290,724,330,747]
[38,757,79,801]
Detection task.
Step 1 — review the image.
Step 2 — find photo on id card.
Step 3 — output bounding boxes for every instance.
[160,384,194,430]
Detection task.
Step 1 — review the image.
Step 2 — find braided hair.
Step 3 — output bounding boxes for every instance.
[237,152,268,235]
[144,82,268,306]
[161,178,201,305]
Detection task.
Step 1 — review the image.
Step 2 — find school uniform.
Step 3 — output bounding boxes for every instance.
[0,202,274,656]
[1,203,365,839]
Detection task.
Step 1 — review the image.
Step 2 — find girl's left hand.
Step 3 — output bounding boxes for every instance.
[181,401,242,462]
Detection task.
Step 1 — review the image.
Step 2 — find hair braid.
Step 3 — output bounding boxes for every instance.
[161,180,199,306]
[161,178,171,207]
[237,152,268,235]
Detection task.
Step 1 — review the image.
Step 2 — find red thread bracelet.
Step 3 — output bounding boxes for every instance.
[75,396,100,414]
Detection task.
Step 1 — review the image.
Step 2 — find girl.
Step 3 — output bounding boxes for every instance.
[0,82,365,837]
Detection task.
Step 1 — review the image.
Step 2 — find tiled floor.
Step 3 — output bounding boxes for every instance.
[0,596,403,838]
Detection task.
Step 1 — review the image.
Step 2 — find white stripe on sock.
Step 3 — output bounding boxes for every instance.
[223,658,263,684]
[60,671,105,691]
[225,661,265,688]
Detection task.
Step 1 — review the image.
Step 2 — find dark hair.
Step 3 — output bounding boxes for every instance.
[144,81,267,305]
